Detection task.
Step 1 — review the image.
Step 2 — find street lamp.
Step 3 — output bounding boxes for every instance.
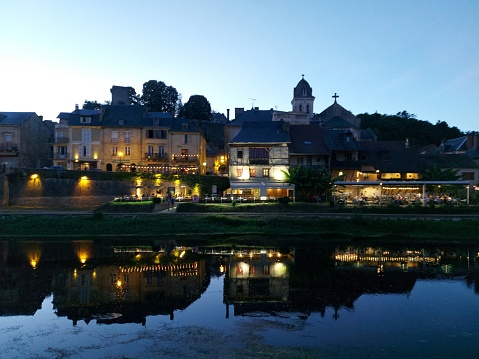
[118,151,123,171]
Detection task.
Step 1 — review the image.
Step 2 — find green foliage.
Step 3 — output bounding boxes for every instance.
[282,166,336,201]
[357,112,463,146]
[82,100,105,110]
[278,196,290,205]
[141,80,179,113]
[178,95,212,121]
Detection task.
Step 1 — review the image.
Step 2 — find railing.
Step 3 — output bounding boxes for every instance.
[249,158,269,165]
[53,153,69,159]
[172,155,199,163]
[0,143,18,153]
[54,137,69,144]
[144,153,169,161]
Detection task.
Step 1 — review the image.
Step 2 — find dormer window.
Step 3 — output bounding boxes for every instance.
[80,116,91,124]
[153,118,159,126]
[299,104,303,112]
[306,104,310,113]
[119,119,124,126]
[304,141,312,145]
[182,123,188,131]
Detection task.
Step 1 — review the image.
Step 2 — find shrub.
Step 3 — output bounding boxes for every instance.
[278,197,290,205]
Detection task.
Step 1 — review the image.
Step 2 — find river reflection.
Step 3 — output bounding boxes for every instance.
[1,239,479,358]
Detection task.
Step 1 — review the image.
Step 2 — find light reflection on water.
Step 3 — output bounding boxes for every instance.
[1,239,479,358]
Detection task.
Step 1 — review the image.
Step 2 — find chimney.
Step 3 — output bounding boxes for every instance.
[235,107,244,119]
[227,109,230,121]
[75,104,79,111]
[254,107,259,110]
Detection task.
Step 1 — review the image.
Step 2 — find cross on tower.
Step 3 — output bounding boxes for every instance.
[332,93,339,103]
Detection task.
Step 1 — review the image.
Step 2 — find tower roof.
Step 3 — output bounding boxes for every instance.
[293,75,313,98]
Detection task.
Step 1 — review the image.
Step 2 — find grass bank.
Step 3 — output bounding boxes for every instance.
[1,212,478,244]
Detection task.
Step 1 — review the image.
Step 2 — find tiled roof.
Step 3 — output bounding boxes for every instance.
[170,118,202,133]
[230,121,290,144]
[323,129,362,151]
[101,105,146,126]
[316,102,359,128]
[227,109,273,126]
[359,141,424,172]
[323,116,356,129]
[441,136,468,152]
[0,112,36,125]
[289,125,329,155]
[421,154,479,169]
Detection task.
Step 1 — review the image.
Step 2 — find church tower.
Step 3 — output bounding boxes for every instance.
[291,75,315,119]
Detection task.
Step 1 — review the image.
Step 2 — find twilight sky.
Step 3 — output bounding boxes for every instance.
[1,0,478,132]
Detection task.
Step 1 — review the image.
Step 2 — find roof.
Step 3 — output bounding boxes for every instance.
[440,136,468,153]
[323,129,362,151]
[316,102,359,128]
[101,105,146,126]
[323,115,357,129]
[289,125,329,155]
[66,109,102,126]
[421,153,479,169]
[0,112,36,125]
[229,121,290,144]
[169,117,202,133]
[228,108,273,126]
[359,141,425,172]
[293,77,313,98]
[360,128,377,141]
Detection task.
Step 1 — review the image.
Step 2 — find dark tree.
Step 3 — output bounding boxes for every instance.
[82,100,103,110]
[357,112,463,147]
[127,86,141,105]
[141,80,179,113]
[178,95,212,121]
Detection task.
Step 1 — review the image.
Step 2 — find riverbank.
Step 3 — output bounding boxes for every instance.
[1,207,478,244]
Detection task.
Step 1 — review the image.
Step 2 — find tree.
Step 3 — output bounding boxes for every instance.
[82,100,104,110]
[422,164,461,195]
[178,95,212,121]
[282,166,336,201]
[127,86,141,105]
[141,80,179,113]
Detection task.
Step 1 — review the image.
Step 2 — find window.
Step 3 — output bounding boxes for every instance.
[249,148,269,165]
[306,104,310,113]
[182,123,188,131]
[146,129,167,139]
[82,145,90,157]
[262,168,270,177]
[184,134,188,144]
[3,133,13,142]
[297,157,304,165]
[80,116,91,124]
[59,146,67,155]
[462,172,475,180]
[124,146,130,156]
[159,146,165,157]
[299,104,303,112]
[82,129,91,143]
[153,118,159,126]
[124,131,130,144]
[236,168,243,177]
[111,131,118,143]
[250,168,256,177]
[112,146,118,156]
[147,146,154,156]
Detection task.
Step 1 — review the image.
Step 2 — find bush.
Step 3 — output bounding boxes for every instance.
[152,197,162,204]
[278,197,290,205]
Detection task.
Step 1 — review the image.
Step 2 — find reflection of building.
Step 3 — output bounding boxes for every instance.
[224,250,294,316]
[52,258,207,325]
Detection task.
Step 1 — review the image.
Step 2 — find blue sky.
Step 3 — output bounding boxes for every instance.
[1,0,478,132]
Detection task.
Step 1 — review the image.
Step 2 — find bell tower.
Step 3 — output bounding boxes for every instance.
[291,75,315,119]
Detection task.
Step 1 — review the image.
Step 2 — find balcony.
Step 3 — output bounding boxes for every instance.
[54,137,69,144]
[172,155,199,164]
[249,158,269,165]
[0,143,19,154]
[53,153,69,159]
[144,152,169,161]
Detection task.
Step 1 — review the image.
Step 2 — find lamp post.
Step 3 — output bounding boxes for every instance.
[118,151,123,172]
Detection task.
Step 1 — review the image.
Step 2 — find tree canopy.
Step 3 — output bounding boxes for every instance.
[140,80,179,113]
[82,100,105,110]
[282,166,338,201]
[357,112,463,147]
[178,95,212,121]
